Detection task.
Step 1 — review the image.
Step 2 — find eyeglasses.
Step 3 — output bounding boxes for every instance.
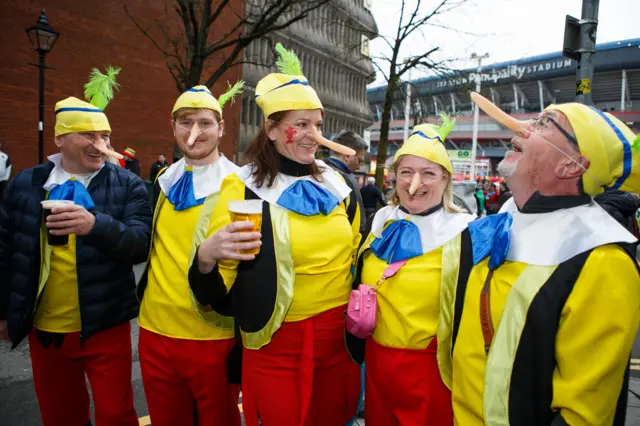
[519,120,602,188]
[397,171,445,186]
[529,115,579,146]
[175,120,219,133]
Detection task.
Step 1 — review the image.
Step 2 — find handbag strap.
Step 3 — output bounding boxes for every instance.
[376,259,408,287]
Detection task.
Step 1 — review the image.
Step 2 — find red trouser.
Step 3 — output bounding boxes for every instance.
[28,322,138,426]
[242,305,361,426]
[138,328,241,426]
[364,338,453,426]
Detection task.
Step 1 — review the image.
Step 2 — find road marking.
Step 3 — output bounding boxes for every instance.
[631,358,640,364]
[631,365,640,371]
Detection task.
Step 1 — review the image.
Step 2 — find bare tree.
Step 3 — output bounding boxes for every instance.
[125,0,330,93]
[371,0,470,189]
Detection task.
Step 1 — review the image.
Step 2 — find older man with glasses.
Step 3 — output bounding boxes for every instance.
[443,93,640,426]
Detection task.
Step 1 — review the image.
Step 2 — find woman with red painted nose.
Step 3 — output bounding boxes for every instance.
[188,43,362,425]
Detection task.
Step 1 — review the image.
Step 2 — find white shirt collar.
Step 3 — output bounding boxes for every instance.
[43,153,103,190]
[158,155,239,199]
[235,159,351,212]
[499,197,637,266]
[371,205,475,253]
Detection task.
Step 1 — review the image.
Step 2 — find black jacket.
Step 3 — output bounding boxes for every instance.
[595,189,639,236]
[0,161,152,347]
[360,184,386,211]
[125,158,140,177]
[149,161,168,183]
[324,158,366,235]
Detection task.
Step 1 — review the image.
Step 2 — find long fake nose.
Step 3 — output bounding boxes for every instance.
[470,92,528,136]
[89,137,123,160]
[187,123,201,146]
[408,172,422,195]
[309,126,356,156]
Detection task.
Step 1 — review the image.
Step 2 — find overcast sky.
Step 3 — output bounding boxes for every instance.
[369,0,640,87]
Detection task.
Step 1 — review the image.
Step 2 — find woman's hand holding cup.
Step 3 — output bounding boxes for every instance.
[197,221,262,274]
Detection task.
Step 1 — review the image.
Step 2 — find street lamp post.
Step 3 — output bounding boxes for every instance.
[25,9,59,164]
[470,53,489,181]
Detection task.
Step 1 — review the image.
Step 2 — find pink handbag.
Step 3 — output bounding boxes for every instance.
[346,259,408,339]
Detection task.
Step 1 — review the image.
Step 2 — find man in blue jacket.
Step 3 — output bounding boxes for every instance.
[0,96,152,426]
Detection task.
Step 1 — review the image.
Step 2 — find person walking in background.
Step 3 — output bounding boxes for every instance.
[496,181,512,210]
[137,83,243,426]
[474,184,485,216]
[361,177,387,224]
[121,147,140,176]
[0,141,11,204]
[325,130,367,235]
[0,67,151,426]
[149,153,169,182]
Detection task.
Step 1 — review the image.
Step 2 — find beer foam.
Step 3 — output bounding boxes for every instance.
[228,200,263,214]
[41,200,75,209]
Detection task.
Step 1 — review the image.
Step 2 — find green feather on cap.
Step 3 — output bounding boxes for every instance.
[218,80,244,109]
[631,134,640,154]
[275,43,304,76]
[84,65,121,111]
[436,112,456,141]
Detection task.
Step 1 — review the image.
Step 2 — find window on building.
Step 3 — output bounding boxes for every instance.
[361,35,370,57]
[255,101,262,127]
[248,98,255,129]
[242,96,249,126]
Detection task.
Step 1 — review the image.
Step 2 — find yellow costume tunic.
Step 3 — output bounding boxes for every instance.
[359,205,474,350]
[34,234,81,332]
[139,158,238,340]
[362,246,443,349]
[450,197,640,426]
[210,171,360,324]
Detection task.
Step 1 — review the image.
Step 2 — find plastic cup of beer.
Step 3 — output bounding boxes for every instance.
[41,200,75,246]
[228,200,263,255]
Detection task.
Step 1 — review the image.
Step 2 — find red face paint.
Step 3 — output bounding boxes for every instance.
[284,127,297,144]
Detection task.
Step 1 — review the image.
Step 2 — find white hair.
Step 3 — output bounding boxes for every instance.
[367,177,375,185]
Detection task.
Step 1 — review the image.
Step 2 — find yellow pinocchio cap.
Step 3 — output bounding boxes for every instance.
[54,97,111,137]
[255,43,323,119]
[547,103,640,195]
[255,73,323,119]
[172,85,223,117]
[172,82,244,119]
[394,115,456,173]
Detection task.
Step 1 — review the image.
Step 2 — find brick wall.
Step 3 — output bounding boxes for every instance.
[0,0,243,178]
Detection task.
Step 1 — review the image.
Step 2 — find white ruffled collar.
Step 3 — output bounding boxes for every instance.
[371,204,475,254]
[499,197,637,265]
[43,153,102,190]
[235,159,351,213]
[158,155,239,199]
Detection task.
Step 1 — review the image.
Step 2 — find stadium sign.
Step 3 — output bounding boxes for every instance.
[434,59,575,89]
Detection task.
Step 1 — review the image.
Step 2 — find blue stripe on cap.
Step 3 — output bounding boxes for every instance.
[55,107,103,114]
[255,79,309,98]
[589,106,632,189]
[186,88,214,96]
[409,130,444,144]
